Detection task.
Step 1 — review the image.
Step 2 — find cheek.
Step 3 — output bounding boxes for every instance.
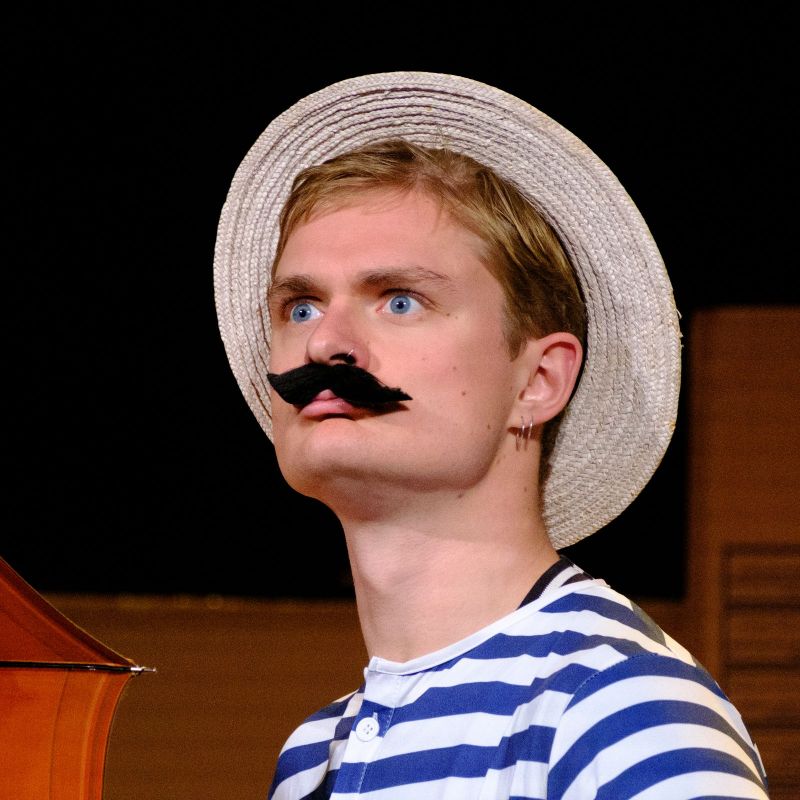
[269,319,315,370]
[413,348,517,427]
[269,392,296,449]
[270,404,313,493]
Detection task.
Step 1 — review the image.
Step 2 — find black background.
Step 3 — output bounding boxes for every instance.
[4,4,796,598]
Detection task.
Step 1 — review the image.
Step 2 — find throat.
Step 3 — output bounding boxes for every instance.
[344,519,558,663]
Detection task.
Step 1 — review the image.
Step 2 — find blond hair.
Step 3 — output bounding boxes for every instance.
[273,139,586,478]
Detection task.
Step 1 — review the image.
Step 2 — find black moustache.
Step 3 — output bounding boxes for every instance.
[267,363,412,408]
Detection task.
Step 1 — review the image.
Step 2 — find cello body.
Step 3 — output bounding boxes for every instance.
[0,558,144,799]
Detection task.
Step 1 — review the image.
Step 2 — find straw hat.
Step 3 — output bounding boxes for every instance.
[214,72,681,549]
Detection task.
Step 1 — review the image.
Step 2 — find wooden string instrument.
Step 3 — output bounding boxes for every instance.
[0,557,147,799]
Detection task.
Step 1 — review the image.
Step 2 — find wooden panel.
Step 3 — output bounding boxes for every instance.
[687,307,800,677]
[768,785,797,800]
[748,727,800,798]
[726,668,800,726]
[725,608,800,665]
[688,308,800,543]
[727,548,800,606]
[686,309,799,799]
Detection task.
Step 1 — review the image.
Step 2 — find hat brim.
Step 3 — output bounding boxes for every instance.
[214,72,681,549]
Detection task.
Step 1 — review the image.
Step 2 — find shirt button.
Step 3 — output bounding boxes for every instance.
[355,716,379,742]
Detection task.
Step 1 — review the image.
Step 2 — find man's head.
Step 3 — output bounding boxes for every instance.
[271,139,587,478]
[214,72,681,547]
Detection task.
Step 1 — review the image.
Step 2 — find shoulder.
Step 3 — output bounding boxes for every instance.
[268,690,361,800]
[537,580,694,660]
[538,586,769,799]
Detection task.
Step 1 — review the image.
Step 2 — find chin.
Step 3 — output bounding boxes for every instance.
[273,413,505,501]
[274,417,375,495]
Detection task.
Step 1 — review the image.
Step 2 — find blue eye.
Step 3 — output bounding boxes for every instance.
[290,302,321,323]
[387,295,420,315]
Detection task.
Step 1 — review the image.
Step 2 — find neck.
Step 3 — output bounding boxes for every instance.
[331,455,558,663]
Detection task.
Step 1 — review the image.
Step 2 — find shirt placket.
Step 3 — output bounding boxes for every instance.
[332,671,402,796]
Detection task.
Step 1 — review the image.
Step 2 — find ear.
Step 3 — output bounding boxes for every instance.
[509,331,583,427]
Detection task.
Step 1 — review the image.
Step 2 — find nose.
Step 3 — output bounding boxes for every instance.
[305,304,369,369]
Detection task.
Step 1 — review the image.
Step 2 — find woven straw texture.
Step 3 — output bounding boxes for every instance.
[214,72,681,549]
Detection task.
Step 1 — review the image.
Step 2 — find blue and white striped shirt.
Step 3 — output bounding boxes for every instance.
[269,563,768,799]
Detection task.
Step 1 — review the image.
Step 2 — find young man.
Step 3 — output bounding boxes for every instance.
[215,74,769,799]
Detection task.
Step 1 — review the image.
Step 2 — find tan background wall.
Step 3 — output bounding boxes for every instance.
[685,307,800,800]
[41,307,798,800]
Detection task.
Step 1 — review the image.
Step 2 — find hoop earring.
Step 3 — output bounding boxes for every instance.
[516,416,534,451]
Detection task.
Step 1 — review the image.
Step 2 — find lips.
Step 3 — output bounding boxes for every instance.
[299,389,358,419]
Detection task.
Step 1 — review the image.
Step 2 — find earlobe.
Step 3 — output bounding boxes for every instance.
[512,332,583,427]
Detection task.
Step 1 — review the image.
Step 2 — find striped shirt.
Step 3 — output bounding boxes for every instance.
[269,561,769,799]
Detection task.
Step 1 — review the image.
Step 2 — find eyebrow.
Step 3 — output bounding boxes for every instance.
[359,267,456,291]
[268,274,318,306]
[268,266,457,306]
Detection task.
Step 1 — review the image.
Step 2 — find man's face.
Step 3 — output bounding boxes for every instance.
[268,189,525,503]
